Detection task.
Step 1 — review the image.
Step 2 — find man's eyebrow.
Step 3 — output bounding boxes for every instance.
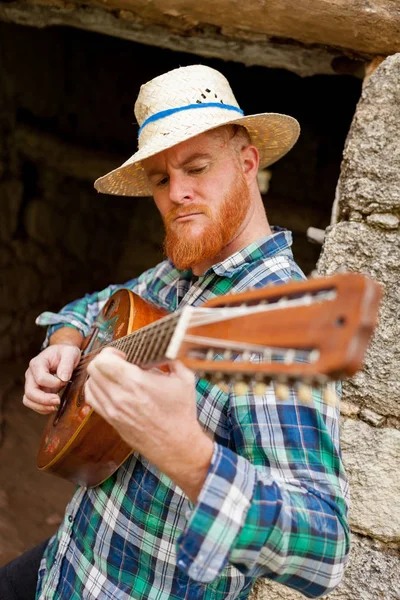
[181,153,212,165]
[146,153,212,178]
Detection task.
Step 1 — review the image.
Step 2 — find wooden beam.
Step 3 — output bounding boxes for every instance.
[0,0,383,77]
[27,0,400,55]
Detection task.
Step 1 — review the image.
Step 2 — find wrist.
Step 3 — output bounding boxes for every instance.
[49,326,83,349]
[165,431,214,503]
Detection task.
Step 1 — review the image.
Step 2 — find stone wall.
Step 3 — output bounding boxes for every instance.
[251,54,400,600]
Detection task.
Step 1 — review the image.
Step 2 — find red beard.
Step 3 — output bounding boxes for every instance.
[163,172,251,270]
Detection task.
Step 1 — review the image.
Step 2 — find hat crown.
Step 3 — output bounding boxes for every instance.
[134,65,240,127]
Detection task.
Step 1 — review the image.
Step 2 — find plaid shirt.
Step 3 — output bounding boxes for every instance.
[35,228,350,600]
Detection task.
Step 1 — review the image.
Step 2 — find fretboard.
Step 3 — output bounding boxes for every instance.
[108,312,181,367]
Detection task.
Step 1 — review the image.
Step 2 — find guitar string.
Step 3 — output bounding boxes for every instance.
[69,289,334,378]
[71,313,181,376]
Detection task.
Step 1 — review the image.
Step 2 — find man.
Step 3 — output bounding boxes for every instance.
[4,65,350,599]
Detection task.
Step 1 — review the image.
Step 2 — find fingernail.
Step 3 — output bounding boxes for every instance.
[59,372,70,382]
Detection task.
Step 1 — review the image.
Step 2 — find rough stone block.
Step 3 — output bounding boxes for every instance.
[318,221,400,418]
[336,53,400,218]
[341,417,400,542]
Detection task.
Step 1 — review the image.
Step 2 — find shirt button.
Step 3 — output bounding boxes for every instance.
[68,515,73,523]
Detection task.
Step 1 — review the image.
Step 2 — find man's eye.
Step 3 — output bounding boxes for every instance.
[188,167,206,175]
[156,177,169,187]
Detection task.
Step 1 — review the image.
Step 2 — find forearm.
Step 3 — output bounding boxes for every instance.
[49,327,84,348]
[160,430,214,503]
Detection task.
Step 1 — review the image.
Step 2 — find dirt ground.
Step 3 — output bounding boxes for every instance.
[0,358,74,566]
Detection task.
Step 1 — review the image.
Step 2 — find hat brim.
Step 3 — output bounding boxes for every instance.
[94,112,300,197]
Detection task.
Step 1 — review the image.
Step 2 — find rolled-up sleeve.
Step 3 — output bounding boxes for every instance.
[36,283,127,346]
[35,266,158,347]
[177,383,350,598]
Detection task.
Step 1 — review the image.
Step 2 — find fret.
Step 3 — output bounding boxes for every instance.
[134,330,147,365]
[107,313,181,368]
[161,315,179,359]
[141,325,158,366]
[125,336,137,363]
[158,324,174,361]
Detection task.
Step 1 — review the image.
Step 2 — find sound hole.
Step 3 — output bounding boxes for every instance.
[76,375,88,407]
[104,297,119,319]
[53,382,72,426]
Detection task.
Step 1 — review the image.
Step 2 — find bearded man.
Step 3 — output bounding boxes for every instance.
[1,65,350,600]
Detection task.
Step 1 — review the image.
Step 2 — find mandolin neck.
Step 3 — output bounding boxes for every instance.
[107,312,182,367]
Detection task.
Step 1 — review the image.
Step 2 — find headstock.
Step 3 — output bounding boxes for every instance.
[174,273,381,402]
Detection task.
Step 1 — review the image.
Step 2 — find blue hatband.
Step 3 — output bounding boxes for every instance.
[138,103,244,137]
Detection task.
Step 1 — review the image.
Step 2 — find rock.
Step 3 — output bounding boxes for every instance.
[335,54,400,219]
[340,400,360,418]
[366,213,400,230]
[318,222,400,419]
[341,417,400,542]
[360,407,386,427]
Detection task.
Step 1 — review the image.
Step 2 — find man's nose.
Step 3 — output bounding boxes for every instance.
[168,174,193,204]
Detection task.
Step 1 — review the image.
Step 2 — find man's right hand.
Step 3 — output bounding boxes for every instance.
[23,328,83,414]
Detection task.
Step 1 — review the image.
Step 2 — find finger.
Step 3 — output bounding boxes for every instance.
[84,376,116,421]
[88,348,139,385]
[104,347,127,360]
[29,358,65,389]
[166,360,195,381]
[23,394,58,415]
[56,347,82,382]
[25,370,61,406]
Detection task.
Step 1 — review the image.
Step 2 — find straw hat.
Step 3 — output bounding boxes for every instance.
[94,65,300,197]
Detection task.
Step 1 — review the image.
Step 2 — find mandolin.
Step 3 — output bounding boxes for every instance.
[37,273,381,487]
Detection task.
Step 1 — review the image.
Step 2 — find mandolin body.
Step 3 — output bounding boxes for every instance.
[37,289,167,488]
[36,273,381,488]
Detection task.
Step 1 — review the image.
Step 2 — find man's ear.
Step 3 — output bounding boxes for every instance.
[241,145,259,184]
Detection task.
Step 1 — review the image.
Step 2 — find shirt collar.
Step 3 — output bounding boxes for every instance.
[207,227,293,278]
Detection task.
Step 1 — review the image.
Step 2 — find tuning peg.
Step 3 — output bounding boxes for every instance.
[252,382,267,396]
[284,349,296,364]
[297,383,313,403]
[309,349,320,364]
[234,381,249,395]
[263,349,272,361]
[274,382,290,401]
[323,385,339,407]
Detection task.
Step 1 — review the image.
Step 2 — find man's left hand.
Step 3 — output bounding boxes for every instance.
[85,348,214,502]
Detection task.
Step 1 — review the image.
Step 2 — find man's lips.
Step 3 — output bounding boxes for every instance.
[174,212,204,221]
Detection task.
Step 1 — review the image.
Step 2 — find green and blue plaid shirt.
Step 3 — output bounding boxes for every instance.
[35,228,350,599]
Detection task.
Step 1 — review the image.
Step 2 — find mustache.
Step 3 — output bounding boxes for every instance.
[164,204,212,227]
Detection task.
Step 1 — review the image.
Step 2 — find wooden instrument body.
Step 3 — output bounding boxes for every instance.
[37,290,167,487]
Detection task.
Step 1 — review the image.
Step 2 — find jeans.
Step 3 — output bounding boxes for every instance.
[0,540,48,600]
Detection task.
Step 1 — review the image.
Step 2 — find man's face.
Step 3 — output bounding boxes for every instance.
[142,130,251,270]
